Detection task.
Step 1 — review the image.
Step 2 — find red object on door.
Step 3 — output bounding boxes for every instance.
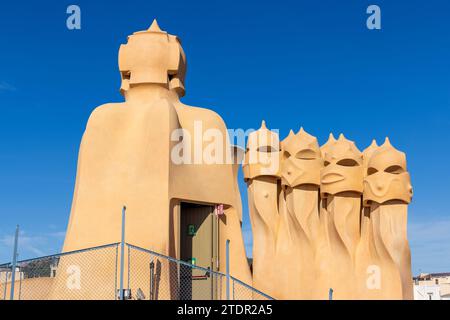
[216,204,224,216]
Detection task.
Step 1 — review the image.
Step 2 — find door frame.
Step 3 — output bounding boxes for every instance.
[177,201,219,272]
[177,201,220,299]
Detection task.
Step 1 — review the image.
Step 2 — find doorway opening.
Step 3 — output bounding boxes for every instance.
[179,202,219,299]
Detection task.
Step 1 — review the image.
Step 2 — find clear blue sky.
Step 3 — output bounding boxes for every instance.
[0,0,449,275]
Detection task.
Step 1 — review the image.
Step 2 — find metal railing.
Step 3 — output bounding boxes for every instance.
[126,243,272,300]
[0,243,273,300]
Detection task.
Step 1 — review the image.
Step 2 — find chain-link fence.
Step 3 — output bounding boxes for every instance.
[126,244,272,300]
[0,263,11,300]
[230,276,273,300]
[1,243,119,300]
[126,244,225,300]
[1,243,273,300]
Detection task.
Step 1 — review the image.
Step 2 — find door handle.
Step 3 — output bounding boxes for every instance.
[191,267,211,280]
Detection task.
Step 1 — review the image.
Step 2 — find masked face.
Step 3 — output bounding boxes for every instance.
[243,121,280,181]
[320,134,364,197]
[118,20,184,92]
[280,128,323,188]
[363,138,413,206]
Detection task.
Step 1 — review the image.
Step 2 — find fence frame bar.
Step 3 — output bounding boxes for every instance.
[119,206,126,300]
[114,245,119,300]
[3,242,119,265]
[9,225,19,300]
[226,239,230,300]
[149,261,154,300]
[229,274,274,300]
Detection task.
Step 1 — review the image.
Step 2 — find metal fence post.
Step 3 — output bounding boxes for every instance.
[9,225,19,300]
[149,261,154,300]
[329,288,333,300]
[119,206,126,300]
[226,239,230,300]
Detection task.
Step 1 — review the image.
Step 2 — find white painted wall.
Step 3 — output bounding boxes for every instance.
[414,285,441,300]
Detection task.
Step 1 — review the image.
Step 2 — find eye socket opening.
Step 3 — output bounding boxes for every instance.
[295,149,317,160]
[283,151,291,159]
[367,167,378,176]
[257,146,277,153]
[336,159,359,167]
[121,71,131,80]
[384,165,405,174]
[324,160,330,167]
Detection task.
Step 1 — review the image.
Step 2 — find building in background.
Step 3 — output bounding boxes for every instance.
[414,273,450,300]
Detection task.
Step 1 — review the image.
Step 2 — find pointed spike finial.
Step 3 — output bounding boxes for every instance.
[261,120,267,129]
[148,19,162,32]
[328,133,336,141]
[338,133,345,140]
[288,129,295,136]
[384,137,391,146]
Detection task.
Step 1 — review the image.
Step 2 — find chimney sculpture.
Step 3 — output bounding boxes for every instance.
[54,20,252,299]
[243,129,413,300]
[362,138,413,299]
[320,134,364,299]
[277,128,323,299]
[242,121,281,296]
[50,19,414,300]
